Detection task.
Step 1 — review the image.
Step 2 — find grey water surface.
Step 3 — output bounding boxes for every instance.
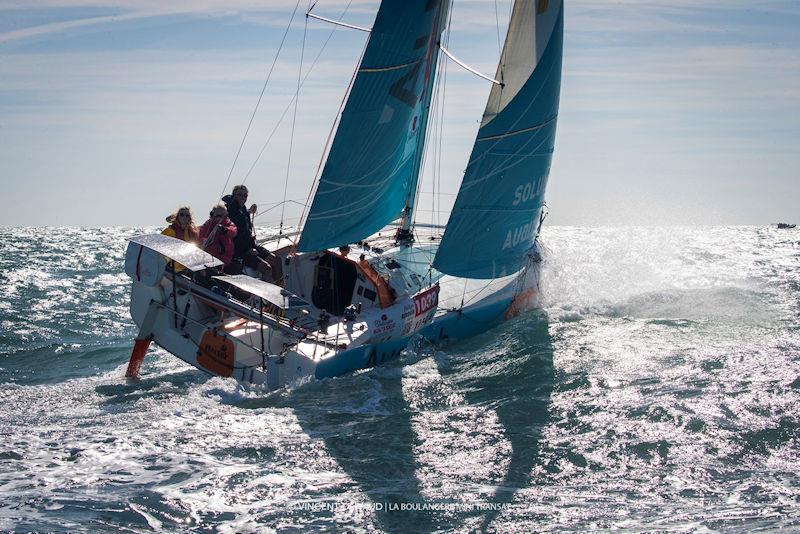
[0,226,798,532]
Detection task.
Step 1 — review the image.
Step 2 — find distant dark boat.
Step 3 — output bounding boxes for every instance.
[777,223,796,229]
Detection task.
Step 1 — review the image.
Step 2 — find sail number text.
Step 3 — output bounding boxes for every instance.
[512,178,546,206]
[413,285,439,317]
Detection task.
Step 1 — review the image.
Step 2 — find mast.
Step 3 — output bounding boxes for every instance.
[297,0,451,253]
[397,1,451,246]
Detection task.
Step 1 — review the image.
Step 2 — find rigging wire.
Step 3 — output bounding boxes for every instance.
[494,0,502,55]
[411,2,453,232]
[436,10,453,228]
[410,69,438,229]
[293,32,369,248]
[281,13,309,234]
[220,0,303,198]
[257,198,307,217]
[306,12,370,32]
[239,0,357,189]
[429,87,437,228]
[438,44,501,86]
[400,4,447,235]
[410,66,438,230]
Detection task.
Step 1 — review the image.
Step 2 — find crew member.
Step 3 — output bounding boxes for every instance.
[222,185,283,284]
[199,204,238,267]
[162,206,199,243]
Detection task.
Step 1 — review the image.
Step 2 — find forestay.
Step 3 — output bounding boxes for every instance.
[297,0,449,252]
[433,0,563,279]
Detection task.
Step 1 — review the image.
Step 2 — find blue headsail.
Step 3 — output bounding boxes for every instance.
[297,0,450,253]
[433,0,563,279]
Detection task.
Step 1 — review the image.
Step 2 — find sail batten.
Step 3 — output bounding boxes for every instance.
[432,0,563,279]
[477,115,557,142]
[297,0,449,252]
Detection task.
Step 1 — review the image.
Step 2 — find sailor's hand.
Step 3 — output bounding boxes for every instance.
[248,203,257,215]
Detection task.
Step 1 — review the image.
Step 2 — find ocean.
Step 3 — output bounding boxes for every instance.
[0,226,798,532]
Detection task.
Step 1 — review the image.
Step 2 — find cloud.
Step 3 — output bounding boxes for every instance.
[1,0,798,225]
[1,11,164,43]
[0,0,380,44]
[0,0,371,11]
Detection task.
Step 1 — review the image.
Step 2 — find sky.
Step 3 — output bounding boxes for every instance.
[0,0,798,227]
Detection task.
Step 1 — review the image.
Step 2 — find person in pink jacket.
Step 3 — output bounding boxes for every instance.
[199,204,238,267]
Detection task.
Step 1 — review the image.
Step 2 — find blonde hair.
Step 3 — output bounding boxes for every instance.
[168,206,195,228]
[211,203,228,217]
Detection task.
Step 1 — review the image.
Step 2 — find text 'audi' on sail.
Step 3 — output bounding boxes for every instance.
[433,0,563,279]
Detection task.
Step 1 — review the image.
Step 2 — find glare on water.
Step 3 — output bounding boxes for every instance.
[0,226,798,532]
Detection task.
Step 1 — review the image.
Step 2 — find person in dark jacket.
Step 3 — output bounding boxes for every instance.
[222,184,283,284]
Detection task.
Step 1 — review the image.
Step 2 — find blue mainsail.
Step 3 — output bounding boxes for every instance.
[297,0,449,252]
[433,0,563,279]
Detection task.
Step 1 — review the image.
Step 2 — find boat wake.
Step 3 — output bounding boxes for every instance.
[1,226,799,531]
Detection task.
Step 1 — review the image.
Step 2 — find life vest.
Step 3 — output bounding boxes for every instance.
[166,222,199,244]
[161,223,199,272]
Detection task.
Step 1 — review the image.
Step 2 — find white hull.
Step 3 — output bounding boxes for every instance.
[125,234,542,389]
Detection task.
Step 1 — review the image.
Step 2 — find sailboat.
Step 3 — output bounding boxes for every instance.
[123,0,563,388]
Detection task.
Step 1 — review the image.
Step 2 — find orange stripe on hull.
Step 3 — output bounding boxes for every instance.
[505,287,538,320]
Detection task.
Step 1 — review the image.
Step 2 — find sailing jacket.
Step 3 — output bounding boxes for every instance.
[161,222,199,272]
[222,194,257,259]
[199,217,238,265]
[161,222,199,244]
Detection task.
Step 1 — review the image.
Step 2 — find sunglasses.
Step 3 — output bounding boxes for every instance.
[178,213,190,217]
[212,213,225,218]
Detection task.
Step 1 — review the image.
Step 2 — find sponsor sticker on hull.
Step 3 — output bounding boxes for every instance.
[197,330,235,377]
[413,285,439,317]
